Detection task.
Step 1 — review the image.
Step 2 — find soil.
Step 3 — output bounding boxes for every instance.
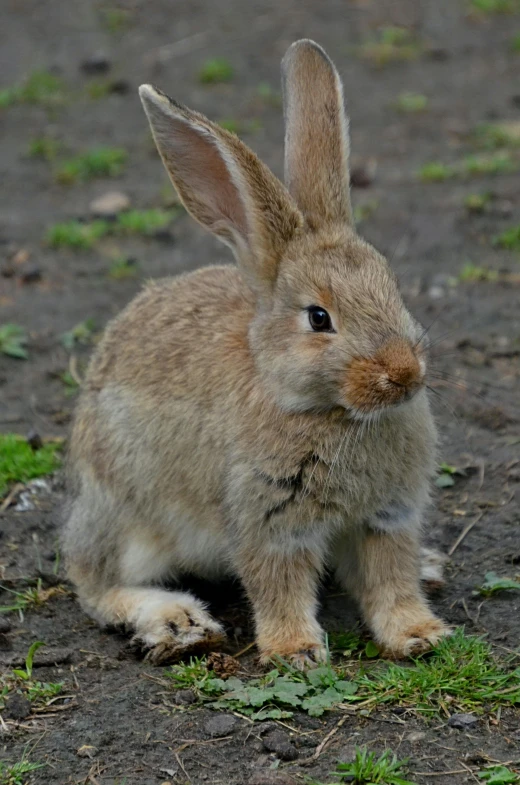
[1,1,519,784]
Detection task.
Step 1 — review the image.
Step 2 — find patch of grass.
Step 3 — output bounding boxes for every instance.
[256,82,282,107]
[464,191,492,212]
[418,162,455,182]
[354,199,379,224]
[55,147,127,184]
[478,765,519,783]
[395,92,428,113]
[419,153,517,182]
[28,136,61,161]
[108,256,139,280]
[473,122,520,150]
[0,435,61,499]
[86,79,114,99]
[358,27,421,67]
[310,749,417,785]
[463,152,517,175]
[61,318,97,350]
[458,263,499,282]
[0,756,44,785]
[46,219,110,249]
[198,58,234,84]
[493,224,520,250]
[0,70,66,109]
[100,6,133,33]
[116,208,173,235]
[47,209,176,250]
[356,629,520,714]
[478,571,520,596]
[0,642,64,719]
[469,0,520,13]
[0,324,28,359]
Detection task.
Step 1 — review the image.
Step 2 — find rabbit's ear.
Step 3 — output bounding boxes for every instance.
[282,40,353,231]
[139,85,302,298]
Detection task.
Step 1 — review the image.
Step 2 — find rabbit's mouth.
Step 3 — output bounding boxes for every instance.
[343,338,425,417]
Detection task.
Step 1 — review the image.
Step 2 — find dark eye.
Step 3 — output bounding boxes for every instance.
[307,306,333,332]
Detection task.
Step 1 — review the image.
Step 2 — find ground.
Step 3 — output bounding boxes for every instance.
[1,1,520,783]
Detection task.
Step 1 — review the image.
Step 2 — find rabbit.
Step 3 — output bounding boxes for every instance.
[63,39,450,668]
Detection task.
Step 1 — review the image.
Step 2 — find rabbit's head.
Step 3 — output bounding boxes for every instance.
[140,40,426,420]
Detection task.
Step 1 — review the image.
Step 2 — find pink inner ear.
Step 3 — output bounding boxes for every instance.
[162,118,249,242]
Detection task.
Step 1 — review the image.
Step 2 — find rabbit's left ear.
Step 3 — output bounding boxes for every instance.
[282,40,353,231]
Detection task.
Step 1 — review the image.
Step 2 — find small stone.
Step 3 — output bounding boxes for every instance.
[204,714,237,738]
[19,264,42,284]
[262,730,298,761]
[90,191,130,218]
[0,617,12,633]
[80,53,111,75]
[337,744,357,762]
[5,693,31,720]
[407,731,426,743]
[428,285,445,300]
[447,713,478,729]
[77,745,98,758]
[173,689,196,705]
[26,430,43,450]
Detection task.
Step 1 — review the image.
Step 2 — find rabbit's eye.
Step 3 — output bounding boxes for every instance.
[307,306,333,332]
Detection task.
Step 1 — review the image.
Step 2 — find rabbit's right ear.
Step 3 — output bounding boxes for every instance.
[282,40,353,231]
[139,85,302,299]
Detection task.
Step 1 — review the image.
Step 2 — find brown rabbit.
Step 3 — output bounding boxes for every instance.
[63,40,449,667]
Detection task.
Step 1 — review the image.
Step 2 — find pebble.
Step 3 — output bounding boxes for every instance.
[80,53,111,75]
[428,285,445,300]
[90,191,130,218]
[203,714,237,738]
[19,264,42,284]
[26,429,43,450]
[173,689,196,705]
[262,729,298,761]
[4,693,31,720]
[448,713,478,729]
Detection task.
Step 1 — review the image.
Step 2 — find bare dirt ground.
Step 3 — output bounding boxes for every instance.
[1,1,519,783]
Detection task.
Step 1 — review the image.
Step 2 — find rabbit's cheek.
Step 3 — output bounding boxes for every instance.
[368,502,419,534]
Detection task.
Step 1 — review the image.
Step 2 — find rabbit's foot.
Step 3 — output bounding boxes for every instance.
[260,641,327,670]
[377,610,451,659]
[130,592,225,664]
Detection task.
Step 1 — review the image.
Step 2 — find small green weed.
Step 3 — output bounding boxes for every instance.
[0,756,44,785]
[100,6,133,33]
[108,256,139,279]
[116,208,173,234]
[512,33,520,51]
[0,324,28,359]
[0,70,66,109]
[28,136,61,161]
[0,642,64,718]
[60,370,80,396]
[458,263,499,282]
[0,435,61,499]
[61,318,97,350]
[55,147,127,184]
[418,162,455,182]
[46,220,110,249]
[47,210,175,249]
[494,224,520,250]
[469,0,520,13]
[478,765,519,783]
[395,92,428,113]
[198,58,233,84]
[478,571,520,596]
[435,462,460,487]
[356,629,520,714]
[358,27,421,67]
[310,749,417,785]
[473,122,520,150]
[464,191,492,212]
[256,82,282,107]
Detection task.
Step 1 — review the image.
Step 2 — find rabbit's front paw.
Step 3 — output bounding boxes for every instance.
[131,592,225,664]
[379,614,451,659]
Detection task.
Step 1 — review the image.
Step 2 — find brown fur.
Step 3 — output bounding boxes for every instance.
[63,40,449,668]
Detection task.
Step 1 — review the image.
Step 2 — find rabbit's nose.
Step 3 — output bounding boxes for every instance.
[379,339,423,392]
